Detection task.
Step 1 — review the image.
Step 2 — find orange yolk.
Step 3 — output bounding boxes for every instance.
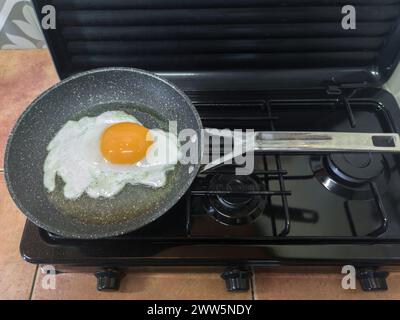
[100,122,153,164]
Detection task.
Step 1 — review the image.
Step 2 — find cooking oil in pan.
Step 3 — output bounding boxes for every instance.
[46,102,181,225]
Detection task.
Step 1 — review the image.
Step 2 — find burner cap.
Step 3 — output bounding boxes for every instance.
[328,153,384,183]
[310,153,389,201]
[205,174,266,225]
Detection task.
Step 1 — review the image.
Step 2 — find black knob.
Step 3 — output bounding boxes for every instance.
[221,268,252,292]
[357,269,388,291]
[95,270,122,291]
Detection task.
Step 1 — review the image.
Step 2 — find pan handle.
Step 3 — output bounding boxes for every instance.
[254,132,400,153]
[200,130,400,172]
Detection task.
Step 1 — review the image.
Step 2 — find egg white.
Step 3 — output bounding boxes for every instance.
[44,111,181,199]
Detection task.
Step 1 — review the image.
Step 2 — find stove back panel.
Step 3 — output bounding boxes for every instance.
[32,0,400,89]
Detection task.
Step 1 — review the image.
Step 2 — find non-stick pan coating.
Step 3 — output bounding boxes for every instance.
[4,68,202,239]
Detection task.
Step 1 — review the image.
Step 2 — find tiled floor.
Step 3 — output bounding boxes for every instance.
[0,49,58,298]
[0,49,59,167]
[1,49,400,300]
[0,174,37,299]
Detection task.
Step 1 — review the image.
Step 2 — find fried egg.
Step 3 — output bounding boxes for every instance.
[44,111,181,199]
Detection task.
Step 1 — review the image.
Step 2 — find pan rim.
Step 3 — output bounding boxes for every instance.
[4,67,203,239]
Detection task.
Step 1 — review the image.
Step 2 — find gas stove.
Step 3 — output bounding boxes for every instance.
[25,0,400,292]
[20,87,400,291]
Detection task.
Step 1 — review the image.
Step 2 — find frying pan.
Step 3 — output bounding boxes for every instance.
[5,67,400,239]
[5,68,202,239]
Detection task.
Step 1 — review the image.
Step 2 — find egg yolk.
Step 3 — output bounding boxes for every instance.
[100,122,153,164]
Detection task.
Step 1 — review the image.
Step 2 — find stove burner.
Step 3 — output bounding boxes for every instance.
[327,153,384,183]
[311,153,389,200]
[205,174,266,225]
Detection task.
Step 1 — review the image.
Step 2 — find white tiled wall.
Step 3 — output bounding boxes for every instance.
[0,0,45,49]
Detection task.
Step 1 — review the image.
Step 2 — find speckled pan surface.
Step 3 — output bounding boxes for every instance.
[4,68,202,239]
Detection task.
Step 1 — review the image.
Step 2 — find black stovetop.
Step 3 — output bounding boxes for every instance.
[20,87,400,267]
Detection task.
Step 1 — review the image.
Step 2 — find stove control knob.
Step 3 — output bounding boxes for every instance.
[95,270,122,291]
[357,269,388,291]
[221,268,252,292]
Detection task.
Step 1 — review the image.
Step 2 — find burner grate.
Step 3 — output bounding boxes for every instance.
[345,181,388,237]
[185,90,393,238]
[187,96,293,236]
[188,156,292,236]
